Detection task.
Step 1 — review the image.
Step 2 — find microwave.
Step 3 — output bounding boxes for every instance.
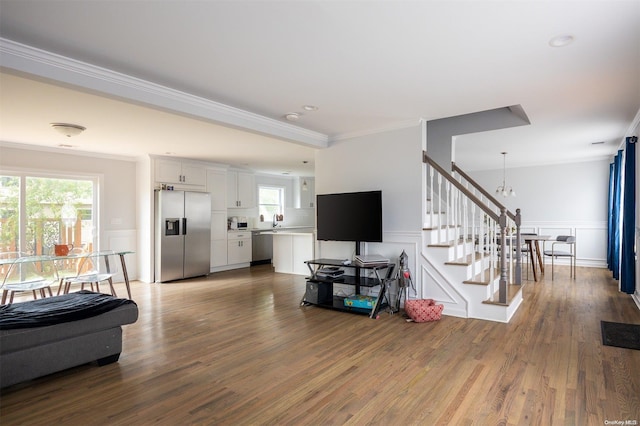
[237,216,248,229]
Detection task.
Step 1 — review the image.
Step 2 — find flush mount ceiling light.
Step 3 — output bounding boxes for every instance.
[284,112,301,121]
[302,105,318,111]
[496,152,516,197]
[50,123,86,137]
[549,34,575,47]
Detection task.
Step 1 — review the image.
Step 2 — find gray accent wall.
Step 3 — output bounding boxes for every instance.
[426,105,530,168]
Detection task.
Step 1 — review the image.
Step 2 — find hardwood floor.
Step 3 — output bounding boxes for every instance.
[1,265,639,425]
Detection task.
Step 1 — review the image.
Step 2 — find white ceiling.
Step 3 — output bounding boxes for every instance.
[0,1,639,174]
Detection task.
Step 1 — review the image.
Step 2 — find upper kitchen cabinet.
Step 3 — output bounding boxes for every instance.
[227,170,255,208]
[206,168,227,211]
[155,159,206,186]
[295,177,315,208]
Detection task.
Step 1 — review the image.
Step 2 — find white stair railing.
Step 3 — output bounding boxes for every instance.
[424,151,523,303]
[452,161,523,286]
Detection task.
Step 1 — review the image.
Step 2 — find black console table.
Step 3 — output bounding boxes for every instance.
[301,258,395,319]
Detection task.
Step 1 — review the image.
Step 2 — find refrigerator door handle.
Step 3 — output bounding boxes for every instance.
[182,218,187,235]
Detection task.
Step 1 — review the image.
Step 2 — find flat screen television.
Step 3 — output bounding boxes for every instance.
[316,190,382,244]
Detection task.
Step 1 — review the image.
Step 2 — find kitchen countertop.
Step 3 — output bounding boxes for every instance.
[228,227,314,233]
[248,226,315,233]
[263,230,314,236]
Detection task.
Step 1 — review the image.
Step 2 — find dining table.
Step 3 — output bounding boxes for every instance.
[522,235,551,282]
[1,251,134,300]
[56,251,134,299]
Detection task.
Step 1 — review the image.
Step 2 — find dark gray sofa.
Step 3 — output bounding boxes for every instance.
[0,291,138,388]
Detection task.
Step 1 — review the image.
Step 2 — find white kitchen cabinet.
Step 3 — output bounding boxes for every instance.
[156,159,206,186]
[210,211,228,268]
[206,169,227,211]
[227,231,252,265]
[227,170,255,208]
[272,234,293,273]
[272,232,314,275]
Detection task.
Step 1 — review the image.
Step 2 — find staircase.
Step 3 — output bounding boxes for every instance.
[419,151,523,323]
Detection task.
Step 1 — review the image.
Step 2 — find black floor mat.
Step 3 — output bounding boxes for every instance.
[601,321,640,350]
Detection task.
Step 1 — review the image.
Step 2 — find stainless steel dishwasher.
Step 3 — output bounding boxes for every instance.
[251,230,273,266]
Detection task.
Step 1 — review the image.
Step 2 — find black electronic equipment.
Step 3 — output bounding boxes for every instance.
[304,281,332,305]
[316,190,382,245]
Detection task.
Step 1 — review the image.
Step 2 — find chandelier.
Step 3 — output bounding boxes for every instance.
[496,152,516,197]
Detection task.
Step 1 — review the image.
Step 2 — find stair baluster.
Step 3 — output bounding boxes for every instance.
[423,151,522,307]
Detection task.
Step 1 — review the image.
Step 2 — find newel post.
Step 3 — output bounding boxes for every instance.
[499,208,508,303]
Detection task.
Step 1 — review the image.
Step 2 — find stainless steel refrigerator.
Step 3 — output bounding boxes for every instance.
[155,190,211,282]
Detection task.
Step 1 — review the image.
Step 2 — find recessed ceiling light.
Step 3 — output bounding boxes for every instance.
[285,112,301,121]
[58,144,75,148]
[302,105,318,111]
[549,34,575,47]
[591,141,605,145]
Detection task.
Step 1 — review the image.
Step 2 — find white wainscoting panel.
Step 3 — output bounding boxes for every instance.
[523,221,607,268]
[105,229,137,282]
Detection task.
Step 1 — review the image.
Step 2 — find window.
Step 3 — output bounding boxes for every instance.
[258,186,284,222]
[0,173,97,255]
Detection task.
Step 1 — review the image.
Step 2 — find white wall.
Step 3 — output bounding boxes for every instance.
[0,144,139,278]
[631,119,640,309]
[469,159,611,267]
[314,125,423,299]
[316,125,423,233]
[136,156,153,282]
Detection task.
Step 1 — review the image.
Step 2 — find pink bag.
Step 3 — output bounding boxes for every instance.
[404,298,443,322]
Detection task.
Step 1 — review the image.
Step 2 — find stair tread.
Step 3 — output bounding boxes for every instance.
[422,225,458,231]
[445,252,487,266]
[482,284,522,306]
[463,268,500,285]
[427,238,474,248]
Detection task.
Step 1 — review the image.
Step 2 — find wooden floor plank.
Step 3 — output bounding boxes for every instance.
[1,265,639,425]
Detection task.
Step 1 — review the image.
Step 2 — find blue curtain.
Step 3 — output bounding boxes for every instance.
[607,162,615,269]
[608,150,623,279]
[620,136,637,294]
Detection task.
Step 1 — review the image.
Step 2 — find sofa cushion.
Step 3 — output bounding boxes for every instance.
[0,304,138,354]
[0,290,136,329]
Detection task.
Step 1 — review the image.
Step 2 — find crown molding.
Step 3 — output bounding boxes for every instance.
[0,38,329,149]
[626,107,640,137]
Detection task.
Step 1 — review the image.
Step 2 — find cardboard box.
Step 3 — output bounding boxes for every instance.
[344,295,377,309]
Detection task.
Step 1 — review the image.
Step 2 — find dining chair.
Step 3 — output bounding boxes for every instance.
[0,252,24,304]
[1,255,58,304]
[55,247,87,295]
[63,250,119,296]
[543,235,576,280]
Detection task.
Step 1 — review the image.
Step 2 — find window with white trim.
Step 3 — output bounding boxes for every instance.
[258,186,284,222]
[0,173,97,255]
